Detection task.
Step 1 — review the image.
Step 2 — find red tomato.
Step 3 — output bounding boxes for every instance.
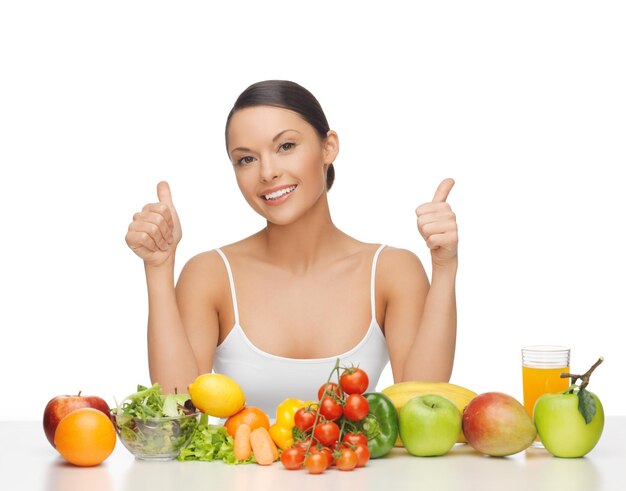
[313,421,340,447]
[335,447,358,471]
[324,447,336,466]
[294,437,313,451]
[353,443,371,467]
[294,407,316,431]
[340,367,369,394]
[343,393,370,421]
[342,432,368,447]
[317,382,342,400]
[280,446,306,470]
[311,445,334,466]
[319,397,343,421]
[304,452,328,474]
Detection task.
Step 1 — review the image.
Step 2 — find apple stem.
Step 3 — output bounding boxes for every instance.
[560,356,604,390]
[78,390,82,397]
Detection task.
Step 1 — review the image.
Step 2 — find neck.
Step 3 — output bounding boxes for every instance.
[260,194,343,273]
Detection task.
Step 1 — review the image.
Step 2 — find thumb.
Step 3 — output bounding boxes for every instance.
[432,178,455,203]
[157,181,174,206]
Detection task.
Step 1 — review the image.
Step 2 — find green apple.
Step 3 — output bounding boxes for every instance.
[399,394,461,457]
[534,389,604,458]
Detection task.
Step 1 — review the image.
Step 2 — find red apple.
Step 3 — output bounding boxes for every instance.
[43,391,111,447]
[462,392,536,456]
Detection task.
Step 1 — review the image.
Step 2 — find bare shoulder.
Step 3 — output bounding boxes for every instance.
[378,246,429,297]
[181,249,227,276]
[177,249,230,307]
[379,246,426,273]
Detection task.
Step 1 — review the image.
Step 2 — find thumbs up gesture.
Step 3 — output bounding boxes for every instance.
[125,181,182,267]
[415,178,458,268]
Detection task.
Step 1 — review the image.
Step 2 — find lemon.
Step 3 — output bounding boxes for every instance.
[188,373,246,418]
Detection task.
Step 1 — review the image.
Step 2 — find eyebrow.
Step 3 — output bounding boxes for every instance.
[229,129,301,156]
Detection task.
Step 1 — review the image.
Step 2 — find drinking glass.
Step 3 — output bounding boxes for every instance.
[521,345,570,447]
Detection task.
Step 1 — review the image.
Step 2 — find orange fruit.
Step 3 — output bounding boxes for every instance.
[54,408,116,466]
[224,406,270,438]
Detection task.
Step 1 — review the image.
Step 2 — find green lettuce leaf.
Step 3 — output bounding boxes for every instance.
[112,383,193,420]
[177,423,255,464]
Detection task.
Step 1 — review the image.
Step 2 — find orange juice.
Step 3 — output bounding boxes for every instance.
[522,365,570,417]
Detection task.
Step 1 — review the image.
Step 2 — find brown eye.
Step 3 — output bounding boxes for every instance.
[237,156,255,166]
[279,142,295,152]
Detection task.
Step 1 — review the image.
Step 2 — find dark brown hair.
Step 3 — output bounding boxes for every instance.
[225,80,335,191]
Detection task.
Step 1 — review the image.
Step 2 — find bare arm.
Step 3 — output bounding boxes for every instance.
[146,253,221,393]
[145,259,197,392]
[382,251,457,383]
[126,182,219,393]
[384,178,459,382]
[401,261,457,381]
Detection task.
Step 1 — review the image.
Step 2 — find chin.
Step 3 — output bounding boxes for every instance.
[263,213,301,227]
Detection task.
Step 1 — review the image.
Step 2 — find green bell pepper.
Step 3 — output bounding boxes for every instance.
[359,392,399,458]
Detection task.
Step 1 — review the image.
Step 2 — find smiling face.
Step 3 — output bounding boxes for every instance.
[226,105,338,225]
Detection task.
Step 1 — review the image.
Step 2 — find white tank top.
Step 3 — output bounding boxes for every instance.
[213,244,390,416]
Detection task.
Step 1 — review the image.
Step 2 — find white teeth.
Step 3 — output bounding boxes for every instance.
[264,185,296,200]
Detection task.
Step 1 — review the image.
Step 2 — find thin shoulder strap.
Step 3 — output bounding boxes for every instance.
[370,244,386,319]
[215,248,240,325]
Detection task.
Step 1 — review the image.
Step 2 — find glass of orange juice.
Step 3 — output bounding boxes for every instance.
[521,345,570,447]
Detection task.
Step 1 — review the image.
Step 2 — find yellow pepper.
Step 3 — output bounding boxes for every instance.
[268,398,315,450]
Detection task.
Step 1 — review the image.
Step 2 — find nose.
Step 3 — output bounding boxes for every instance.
[259,155,281,182]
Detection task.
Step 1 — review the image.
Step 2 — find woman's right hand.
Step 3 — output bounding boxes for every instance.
[125,181,182,267]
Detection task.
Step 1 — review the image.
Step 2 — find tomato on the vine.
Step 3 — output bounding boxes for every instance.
[319,396,343,421]
[294,407,316,431]
[317,382,342,400]
[311,445,334,466]
[335,447,358,471]
[304,452,328,474]
[342,432,368,447]
[353,443,371,467]
[324,447,336,466]
[313,421,340,447]
[280,446,306,470]
[343,393,370,421]
[294,437,313,451]
[340,367,369,394]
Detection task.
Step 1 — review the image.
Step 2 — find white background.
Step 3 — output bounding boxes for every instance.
[1,1,624,420]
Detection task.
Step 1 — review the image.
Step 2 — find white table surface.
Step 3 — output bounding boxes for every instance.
[2,417,624,491]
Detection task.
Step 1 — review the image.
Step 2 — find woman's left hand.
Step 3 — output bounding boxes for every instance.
[415,178,458,268]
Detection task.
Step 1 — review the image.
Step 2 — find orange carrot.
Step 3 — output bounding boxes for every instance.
[250,426,278,465]
[234,423,252,461]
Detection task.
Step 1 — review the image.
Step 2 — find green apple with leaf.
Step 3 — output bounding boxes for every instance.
[534,357,605,458]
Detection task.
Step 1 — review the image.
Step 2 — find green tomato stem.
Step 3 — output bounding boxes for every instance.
[306,357,341,454]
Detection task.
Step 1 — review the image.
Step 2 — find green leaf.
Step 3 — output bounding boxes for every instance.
[292,426,308,442]
[177,423,254,464]
[161,396,179,418]
[577,388,596,424]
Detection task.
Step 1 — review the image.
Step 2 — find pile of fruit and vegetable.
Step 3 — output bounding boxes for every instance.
[42,357,605,471]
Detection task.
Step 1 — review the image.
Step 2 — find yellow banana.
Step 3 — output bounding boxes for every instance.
[381,381,477,445]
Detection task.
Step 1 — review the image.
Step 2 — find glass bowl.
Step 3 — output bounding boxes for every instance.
[110,411,200,460]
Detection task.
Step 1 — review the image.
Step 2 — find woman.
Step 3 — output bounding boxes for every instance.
[125,80,458,415]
